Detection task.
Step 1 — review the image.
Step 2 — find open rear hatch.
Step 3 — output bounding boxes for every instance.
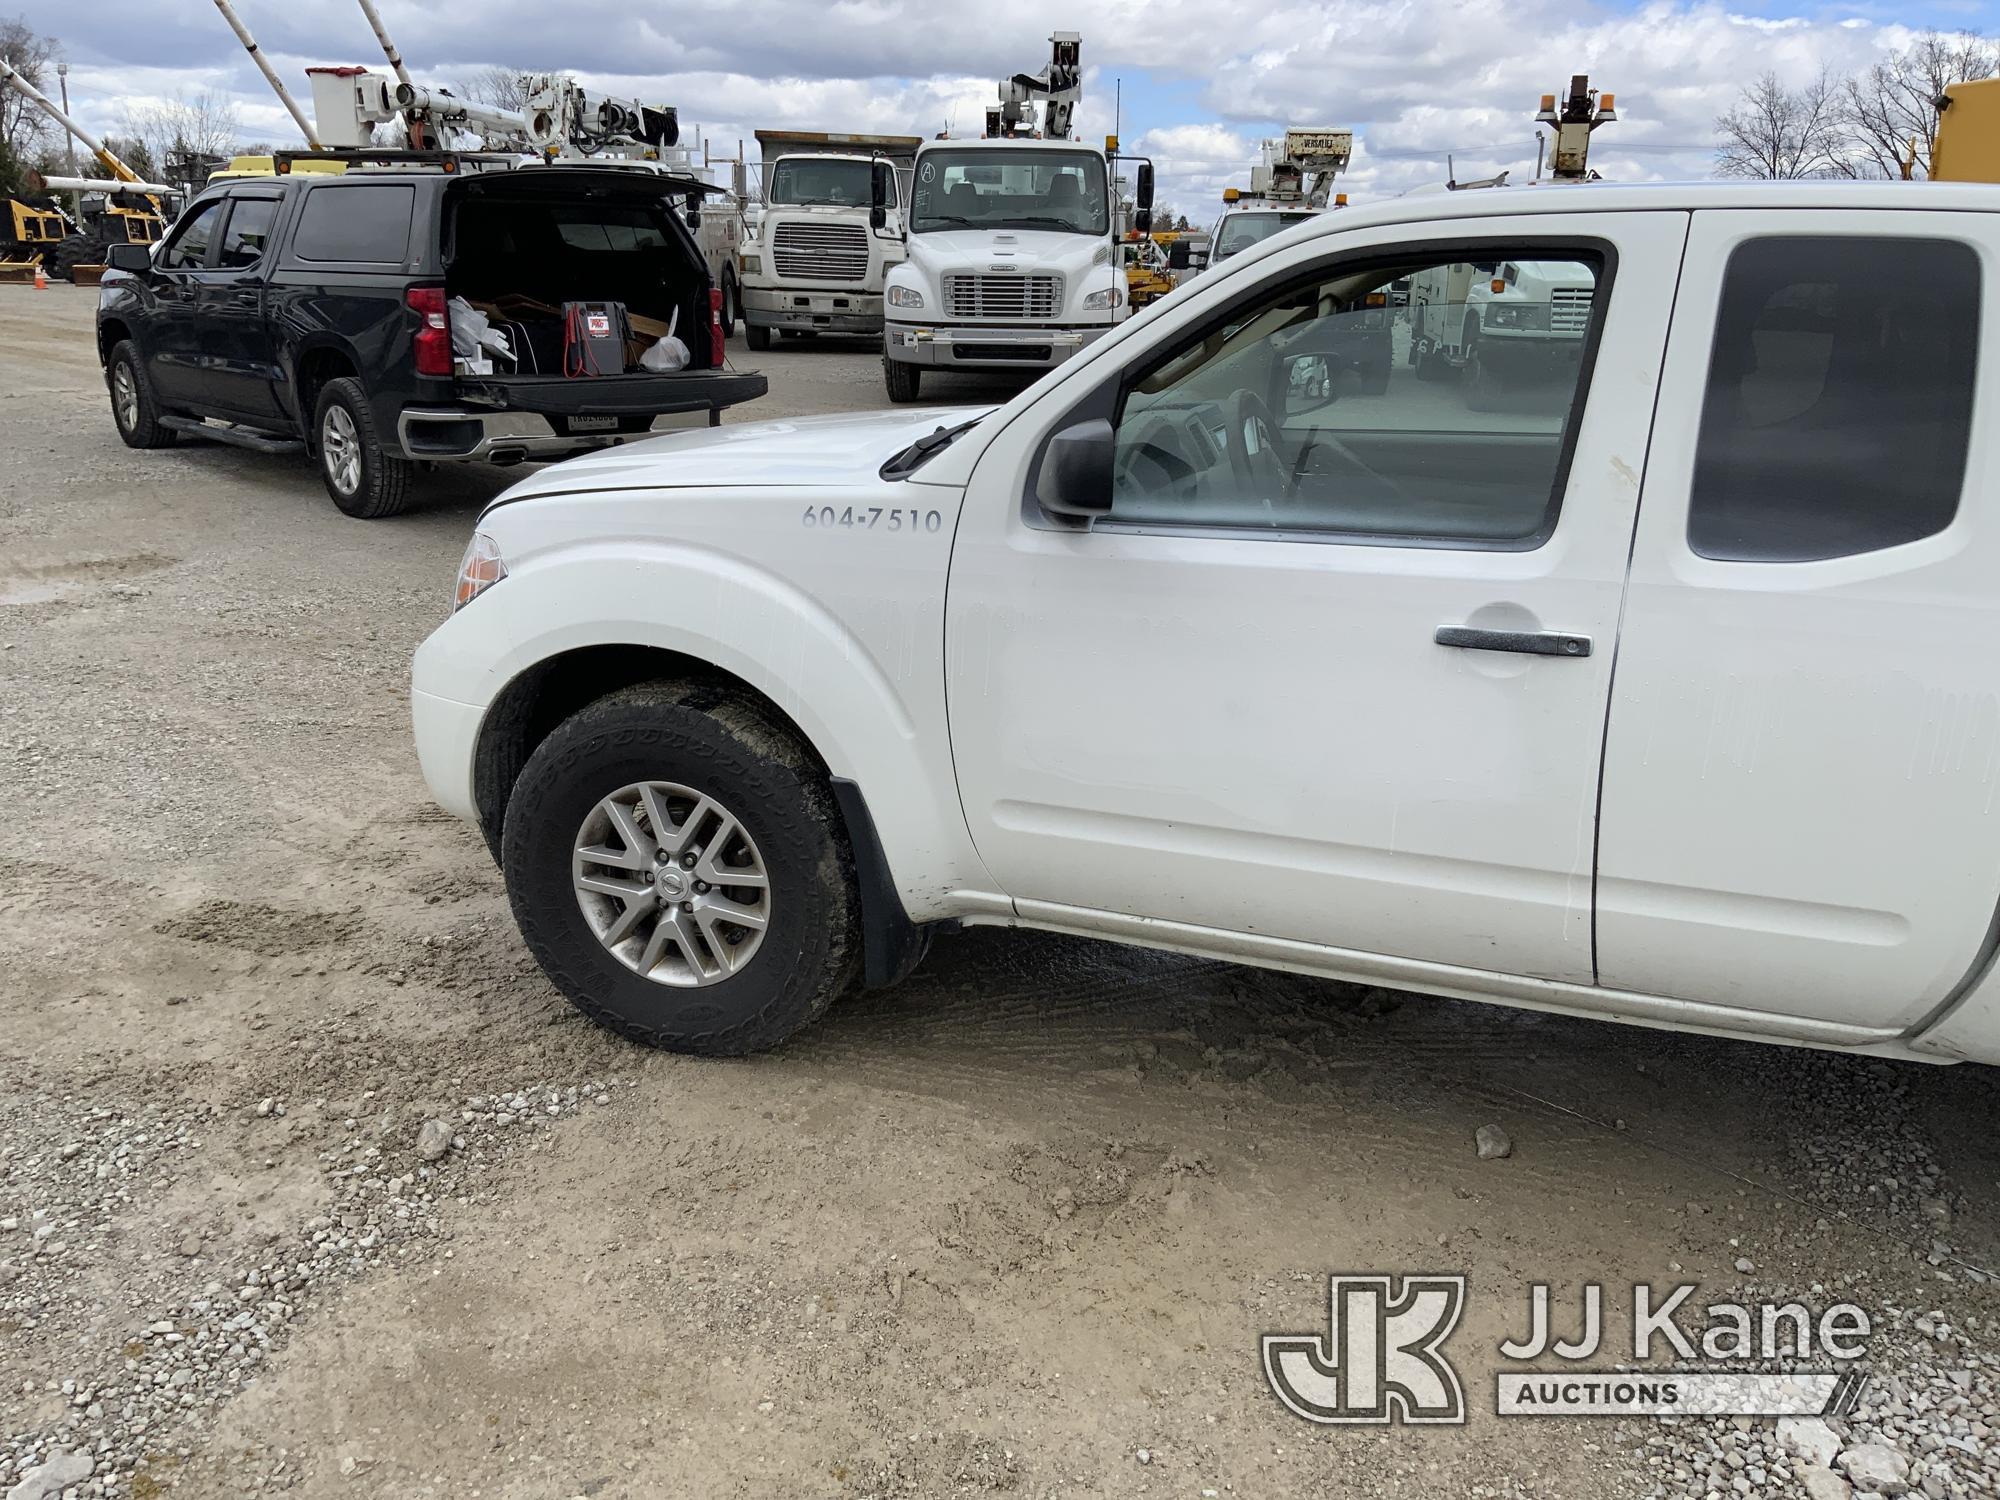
[443,166,766,423]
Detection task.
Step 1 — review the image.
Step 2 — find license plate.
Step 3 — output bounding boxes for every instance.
[568,415,618,432]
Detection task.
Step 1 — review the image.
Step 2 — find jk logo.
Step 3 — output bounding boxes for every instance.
[1262,1275,1467,1425]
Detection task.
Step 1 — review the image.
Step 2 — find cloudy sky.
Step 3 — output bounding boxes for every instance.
[16,0,2000,217]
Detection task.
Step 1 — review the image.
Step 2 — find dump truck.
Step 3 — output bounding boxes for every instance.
[738,129,919,349]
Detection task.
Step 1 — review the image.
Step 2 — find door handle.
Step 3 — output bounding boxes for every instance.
[233,291,259,307]
[1436,626,1592,658]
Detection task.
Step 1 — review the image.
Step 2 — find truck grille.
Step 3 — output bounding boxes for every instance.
[771,222,869,282]
[1550,287,1594,334]
[943,273,1062,320]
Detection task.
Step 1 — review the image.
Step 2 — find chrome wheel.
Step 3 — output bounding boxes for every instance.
[571,781,771,987]
[321,404,361,497]
[111,360,139,432]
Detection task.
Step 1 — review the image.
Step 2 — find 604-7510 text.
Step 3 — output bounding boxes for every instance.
[802,506,944,533]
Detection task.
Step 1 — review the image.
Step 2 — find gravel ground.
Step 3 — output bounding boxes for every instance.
[7,285,2000,1499]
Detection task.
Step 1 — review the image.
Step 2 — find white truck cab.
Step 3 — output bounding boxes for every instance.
[413,181,2000,1069]
[881,136,1133,402]
[738,131,917,350]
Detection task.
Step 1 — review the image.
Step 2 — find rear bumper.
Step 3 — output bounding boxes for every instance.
[884,321,1110,370]
[743,285,882,334]
[395,407,714,465]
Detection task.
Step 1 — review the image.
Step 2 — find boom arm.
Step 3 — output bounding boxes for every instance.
[0,57,164,212]
[988,31,1082,141]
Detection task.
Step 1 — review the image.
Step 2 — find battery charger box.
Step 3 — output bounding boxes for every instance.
[562,301,631,376]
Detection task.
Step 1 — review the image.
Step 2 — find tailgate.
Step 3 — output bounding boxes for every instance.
[457,371,769,425]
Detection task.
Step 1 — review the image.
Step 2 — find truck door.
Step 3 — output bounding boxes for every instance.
[142,197,227,408]
[197,193,286,422]
[1596,211,1999,1031]
[943,210,1687,983]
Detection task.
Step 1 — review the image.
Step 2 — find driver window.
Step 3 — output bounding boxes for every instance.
[1109,250,1605,546]
[157,200,225,272]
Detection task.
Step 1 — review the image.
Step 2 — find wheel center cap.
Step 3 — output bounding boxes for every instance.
[657,870,687,898]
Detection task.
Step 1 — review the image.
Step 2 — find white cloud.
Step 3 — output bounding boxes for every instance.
[17,0,1986,208]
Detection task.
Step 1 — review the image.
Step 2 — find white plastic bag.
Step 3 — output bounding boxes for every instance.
[449,296,514,366]
[639,306,690,372]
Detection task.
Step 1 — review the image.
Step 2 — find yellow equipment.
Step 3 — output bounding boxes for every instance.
[1928,77,2000,182]
[0,196,67,279]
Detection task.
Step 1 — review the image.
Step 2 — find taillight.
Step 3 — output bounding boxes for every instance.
[408,285,451,378]
[709,287,725,367]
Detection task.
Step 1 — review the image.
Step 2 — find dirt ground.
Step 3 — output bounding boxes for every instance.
[7,285,2000,1500]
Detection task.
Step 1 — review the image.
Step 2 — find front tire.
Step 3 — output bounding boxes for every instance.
[744,322,772,352]
[718,271,739,340]
[501,683,860,1056]
[314,376,413,519]
[106,340,176,449]
[883,357,921,403]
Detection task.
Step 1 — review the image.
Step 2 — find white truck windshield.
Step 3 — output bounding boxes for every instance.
[1215,211,1317,260]
[909,149,1108,236]
[768,158,893,208]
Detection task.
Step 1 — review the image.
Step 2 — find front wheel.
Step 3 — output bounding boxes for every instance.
[744,322,772,352]
[501,683,861,1056]
[883,357,921,403]
[106,340,176,449]
[718,272,739,340]
[314,377,413,519]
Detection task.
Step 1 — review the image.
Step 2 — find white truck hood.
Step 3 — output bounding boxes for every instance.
[480,407,988,504]
[903,228,1117,296]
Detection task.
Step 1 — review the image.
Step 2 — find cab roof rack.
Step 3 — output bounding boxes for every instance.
[270,147,522,174]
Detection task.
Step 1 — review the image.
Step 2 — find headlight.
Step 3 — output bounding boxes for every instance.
[1083,285,1125,311]
[888,285,924,309]
[740,253,761,276]
[453,531,507,613]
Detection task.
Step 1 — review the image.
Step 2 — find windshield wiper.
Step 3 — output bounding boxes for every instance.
[1000,216,1089,232]
[914,214,979,229]
[881,416,983,479]
[782,197,856,208]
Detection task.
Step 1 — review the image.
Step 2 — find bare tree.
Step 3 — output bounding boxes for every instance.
[121,92,242,175]
[458,65,525,113]
[1715,70,1847,179]
[0,15,58,161]
[1842,30,2000,179]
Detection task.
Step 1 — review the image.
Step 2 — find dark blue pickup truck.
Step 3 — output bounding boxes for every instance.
[96,156,767,518]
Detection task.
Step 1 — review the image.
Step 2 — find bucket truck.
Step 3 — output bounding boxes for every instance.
[0,56,172,281]
[1205,128,1351,271]
[882,32,1153,402]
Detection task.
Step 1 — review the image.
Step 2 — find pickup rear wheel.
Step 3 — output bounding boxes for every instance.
[501,683,860,1056]
[314,377,413,519]
[883,357,921,404]
[106,340,176,450]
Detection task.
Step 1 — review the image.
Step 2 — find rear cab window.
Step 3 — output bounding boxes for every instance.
[1688,235,1979,562]
[291,183,417,264]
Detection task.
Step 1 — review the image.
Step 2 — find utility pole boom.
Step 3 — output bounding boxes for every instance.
[354,0,415,90]
[211,0,323,148]
[0,55,161,204]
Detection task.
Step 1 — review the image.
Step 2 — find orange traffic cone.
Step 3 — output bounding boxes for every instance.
[32,263,47,291]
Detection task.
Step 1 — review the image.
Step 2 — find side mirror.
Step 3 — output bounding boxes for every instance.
[1135,160,1155,211]
[1166,240,1190,270]
[685,193,703,230]
[107,243,152,273]
[869,161,889,231]
[1036,417,1115,522]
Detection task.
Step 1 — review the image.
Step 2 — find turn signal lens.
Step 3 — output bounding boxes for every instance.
[453,531,507,613]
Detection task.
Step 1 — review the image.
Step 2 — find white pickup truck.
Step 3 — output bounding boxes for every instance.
[412,181,2000,1067]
